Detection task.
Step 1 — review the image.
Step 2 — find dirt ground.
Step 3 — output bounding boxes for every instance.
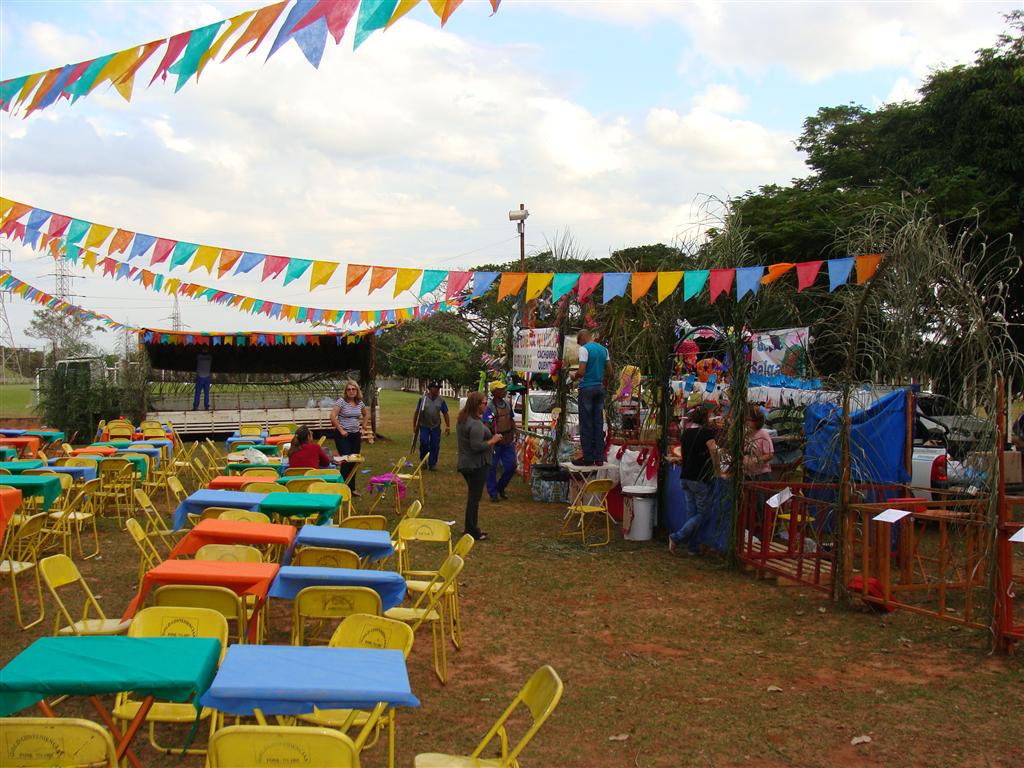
[2,390,1022,767]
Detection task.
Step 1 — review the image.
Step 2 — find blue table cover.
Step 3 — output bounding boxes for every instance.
[117,446,161,467]
[198,646,419,715]
[0,429,25,437]
[285,526,394,564]
[172,490,269,530]
[48,465,98,483]
[131,439,173,456]
[268,566,406,608]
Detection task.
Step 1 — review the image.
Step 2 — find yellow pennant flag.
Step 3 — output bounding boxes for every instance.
[13,71,45,111]
[197,10,255,76]
[240,297,255,313]
[164,278,181,294]
[82,250,99,271]
[497,272,527,301]
[309,261,338,291]
[657,271,683,303]
[189,246,220,273]
[631,272,657,303]
[369,266,398,293]
[0,198,13,219]
[387,0,421,28]
[393,268,422,297]
[84,224,113,251]
[524,273,553,302]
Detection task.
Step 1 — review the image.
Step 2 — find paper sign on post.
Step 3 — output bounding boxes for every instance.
[873,508,914,524]
[766,487,792,508]
[1010,527,1024,544]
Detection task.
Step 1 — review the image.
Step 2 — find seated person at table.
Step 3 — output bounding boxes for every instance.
[287,425,332,469]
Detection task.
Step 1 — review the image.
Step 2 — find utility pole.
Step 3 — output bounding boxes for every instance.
[171,295,183,330]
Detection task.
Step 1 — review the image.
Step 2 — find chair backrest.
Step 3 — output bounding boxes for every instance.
[0,717,118,767]
[167,475,188,503]
[153,585,246,638]
[241,467,279,477]
[267,424,294,436]
[65,457,98,468]
[241,481,287,493]
[471,665,565,763]
[107,425,134,439]
[133,488,154,510]
[306,468,341,477]
[398,517,452,544]
[306,481,347,496]
[62,442,75,456]
[282,467,312,477]
[406,453,429,477]
[390,499,423,538]
[3,513,48,561]
[125,518,162,570]
[98,458,132,481]
[572,478,614,507]
[406,554,464,618]
[239,424,263,436]
[142,428,166,439]
[218,509,271,524]
[0,468,10,474]
[453,533,476,559]
[295,586,382,622]
[139,420,162,430]
[293,546,360,569]
[208,725,358,768]
[195,544,262,563]
[283,478,321,493]
[338,515,387,531]
[329,614,415,657]
[130,606,229,659]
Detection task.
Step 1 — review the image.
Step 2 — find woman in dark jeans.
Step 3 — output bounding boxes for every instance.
[457,391,502,541]
[330,380,370,492]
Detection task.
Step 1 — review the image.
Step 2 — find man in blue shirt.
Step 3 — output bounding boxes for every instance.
[413,380,450,471]
[573,329,610,465]
[484,380,517,501]
[193,350,212,410]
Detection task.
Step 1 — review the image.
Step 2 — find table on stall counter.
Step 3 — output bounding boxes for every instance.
[0,636,220,768]
[169,519,296,559]
[172,490,268,530]
[0,459,45,473]
[0,436,41,457]
[285,525,394,564]
[0,474,63,511]
[123,560,279,641]
[259,492,340,526]
[268,565,406,608]
[0,487,22,545]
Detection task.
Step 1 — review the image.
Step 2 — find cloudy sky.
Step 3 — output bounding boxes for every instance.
[0,0,1016,350]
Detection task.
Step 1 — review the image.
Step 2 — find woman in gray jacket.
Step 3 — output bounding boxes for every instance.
[457,391,503,540]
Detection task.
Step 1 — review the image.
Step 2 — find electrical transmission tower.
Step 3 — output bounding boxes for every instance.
[171,295,183,330]
[0,245,23,383]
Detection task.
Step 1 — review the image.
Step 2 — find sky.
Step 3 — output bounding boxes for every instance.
[0,0,1017,351]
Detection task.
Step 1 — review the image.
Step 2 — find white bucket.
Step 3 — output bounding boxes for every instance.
[621,485,656,541]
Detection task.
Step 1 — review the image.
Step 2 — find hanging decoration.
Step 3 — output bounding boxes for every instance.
[0,0,499,117]
[0,270,135,331]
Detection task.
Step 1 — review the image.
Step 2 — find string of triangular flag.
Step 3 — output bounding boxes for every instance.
[140,328,377,347]
[0,270,136,331]
[0,1,501,118]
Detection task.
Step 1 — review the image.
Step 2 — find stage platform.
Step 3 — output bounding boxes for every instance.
[147,407,334,436]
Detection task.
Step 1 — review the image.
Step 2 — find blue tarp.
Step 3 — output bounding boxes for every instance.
[804,389,910,485]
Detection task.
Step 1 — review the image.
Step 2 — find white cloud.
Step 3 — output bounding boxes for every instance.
[693,84,747,115]
[883,76,920,105]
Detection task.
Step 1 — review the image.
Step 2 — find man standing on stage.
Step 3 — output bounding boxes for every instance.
[193,349,212,411]
[413,380,450,471]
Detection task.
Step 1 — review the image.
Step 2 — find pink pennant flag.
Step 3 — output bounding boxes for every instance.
[292,0,360,43]
[261,255,288,281]
[46,214,71,237]
[796,260,823,292]
[576,273,603,303]
[149,31,191,86]
[709,269,734,303]
[101,257,117,277]
[150,238,176,265]
[445,271,472,300]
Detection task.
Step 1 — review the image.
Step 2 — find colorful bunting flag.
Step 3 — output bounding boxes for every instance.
[189,245,220,273]
[369,266,398,293]
[828,257,855,292]
[309,260,338,290]
[657,271,683,303]
[525,272,553,302]
[735,266,765,300]
[552,273,580,303]
[446,271,473,299]
[346,264,371,292]
[576,273,603,303]
[262,255,289,281]
[169,241,200,270]
[393,267,422,297]
[796,260,823,291]
[419,269,447,296]
[471,271,500,297]
[497,272,526,301]
[217,249,242,276]
[856,254,882,284]
[631,272,657,303]
[602,273,630,303]
[283,257,313,285]
[353,0,399,49]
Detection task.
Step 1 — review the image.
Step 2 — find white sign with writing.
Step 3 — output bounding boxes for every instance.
[750,326,810,378]
[512,328,560,374]
[873,508,914,524]
[766,487,793,508]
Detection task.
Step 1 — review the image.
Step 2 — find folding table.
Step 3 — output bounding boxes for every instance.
[0,636,220,768]
[0,459,45,473]
[0,436,41,457]
[169,519,296,560]
[0,429,25,436]
[0,487,21,546]
[123,560,279,641]
[48,464,98,483]
[225,462,283,476]
[0,447,17,460]
[171,489,268,530]
[286,525,394,564]
[74,445,117,457]
[0,474,63,511]
[265,434,294,447]
[259,492,340,526]
[268,565,406,608]
[207,475,269,491]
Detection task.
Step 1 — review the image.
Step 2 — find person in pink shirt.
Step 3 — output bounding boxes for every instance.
[742,408,775,480]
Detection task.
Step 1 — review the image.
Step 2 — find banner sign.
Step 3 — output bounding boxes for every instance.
[512,328,559,374]
[750,327,810,379]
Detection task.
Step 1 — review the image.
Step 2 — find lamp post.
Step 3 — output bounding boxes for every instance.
[509,203,529,270]
[508,204,530,473]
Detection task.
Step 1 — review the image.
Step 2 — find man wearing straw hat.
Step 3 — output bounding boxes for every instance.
[484,380,517,502]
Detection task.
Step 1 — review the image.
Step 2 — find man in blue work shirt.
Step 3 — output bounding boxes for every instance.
[413,380,450,471]
[193,350,212,410]
[573,329,610,465]
[484,380,517,501]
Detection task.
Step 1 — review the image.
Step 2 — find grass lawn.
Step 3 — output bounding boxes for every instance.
[1,389,1021,767]
[0,383,34,417]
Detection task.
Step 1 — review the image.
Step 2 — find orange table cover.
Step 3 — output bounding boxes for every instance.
[169,519,296,559]
[264,435,294,446]
[123,561,279,640]
[207,475,269,491]
[73,446,117,456]
[0,487,22,546]
[0,436,41,458]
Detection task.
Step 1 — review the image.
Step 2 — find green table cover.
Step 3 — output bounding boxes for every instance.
[91,440,134,448]
[24,430,65,442]
[0,459,45,474]
[226,462,283,475]
[0,636,221,716]
[0,447,17,460]
[0,475,62,511]
[100,454,148,479]
[258,492,340,526]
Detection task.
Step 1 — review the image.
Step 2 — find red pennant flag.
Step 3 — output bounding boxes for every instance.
[149,31,191,86]
[446,271,472,300]
[261,255,288,281]
[292,0,360,44]
[101,257,117,277]
[150,238,176,265]
[46,214,71,237]
[795,260,823,292]
[709,269,734,303]
[576,273,603,303]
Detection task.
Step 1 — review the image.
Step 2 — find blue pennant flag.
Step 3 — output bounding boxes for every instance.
[602,273,630,303]
[827,257,855,292]
[735,266,765,300]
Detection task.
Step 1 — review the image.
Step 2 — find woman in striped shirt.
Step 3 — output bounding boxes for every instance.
[331,380,370,491]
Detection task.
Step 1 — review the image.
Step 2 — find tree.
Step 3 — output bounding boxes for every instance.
[25,308,104,362]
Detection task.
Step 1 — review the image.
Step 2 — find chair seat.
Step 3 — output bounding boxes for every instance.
[405,579,454,596]
[569,504,606,513]
[50,511,93,521]
[415,754,502,767]
[385,606,441,623]
[297,707,372,728]
[0,560,35,576]
[113,700,212,723]
[57,618,132,635]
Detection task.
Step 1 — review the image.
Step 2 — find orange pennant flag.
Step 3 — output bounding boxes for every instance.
[198,10,255,76]
[393,268,422,297]
[224,1,290,60]
[1,202,31,226]
[762,262,795,285]
[108,228,134,255]
[84,224,113,251]
[439,0,463,25]
[217,249,242,276]
[369,266,398,293]
[631,272,657,303]
[189,245,220,273]
[657,271,683,303]
[24,68,62,114]
[497,272,527,301]
[309,261,338,291]
[856,254,882,284]
[346,264,371,292]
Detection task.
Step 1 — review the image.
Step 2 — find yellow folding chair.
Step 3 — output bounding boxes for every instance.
[96,458,134,527]
[283,467,313,477]
[396,453,429,506]
[385,554,463,684]
[50,477,101,562]
[107,424,134,440]
[241,481,288,493]
[1,512,48,629]
[239,424,263,437]
[268,424,295,437]
[285,477,322,493]
[39,554,131,636]
[241,467,279,478]
[299,615,415,768]
[125,518,163,588]
[304,482,352,522]
[561,478,615,546]
[368,456,406,516]
[113,606,229,756]
[291,585,382,646]
[195,544,263,562]
[414,665,564,768]
[133,488,178,552]
[293,546,361,569]
[0,717,118,767]
[208,725,359,768]
[339,514,387,531]
[406,533,475,649]
[218,509,272,524]
[153,584,252,644]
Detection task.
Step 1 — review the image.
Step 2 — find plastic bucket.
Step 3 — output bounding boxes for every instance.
[621,485,655,541]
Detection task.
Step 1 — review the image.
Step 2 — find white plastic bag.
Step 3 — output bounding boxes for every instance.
[241,447,269,464]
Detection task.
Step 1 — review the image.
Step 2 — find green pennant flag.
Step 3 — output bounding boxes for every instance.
[419,269,447,296]
[283,258,313,286]
[169,242,199,271]
[683,270,709,301]
[168,21,226,92]
[551,272,580,302]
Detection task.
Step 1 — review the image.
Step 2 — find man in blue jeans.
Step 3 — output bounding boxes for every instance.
[669,405,720,554]
[573,329,610,465]
[484,381,517,501]
[413,380,450,470]
[193,350,212,410]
